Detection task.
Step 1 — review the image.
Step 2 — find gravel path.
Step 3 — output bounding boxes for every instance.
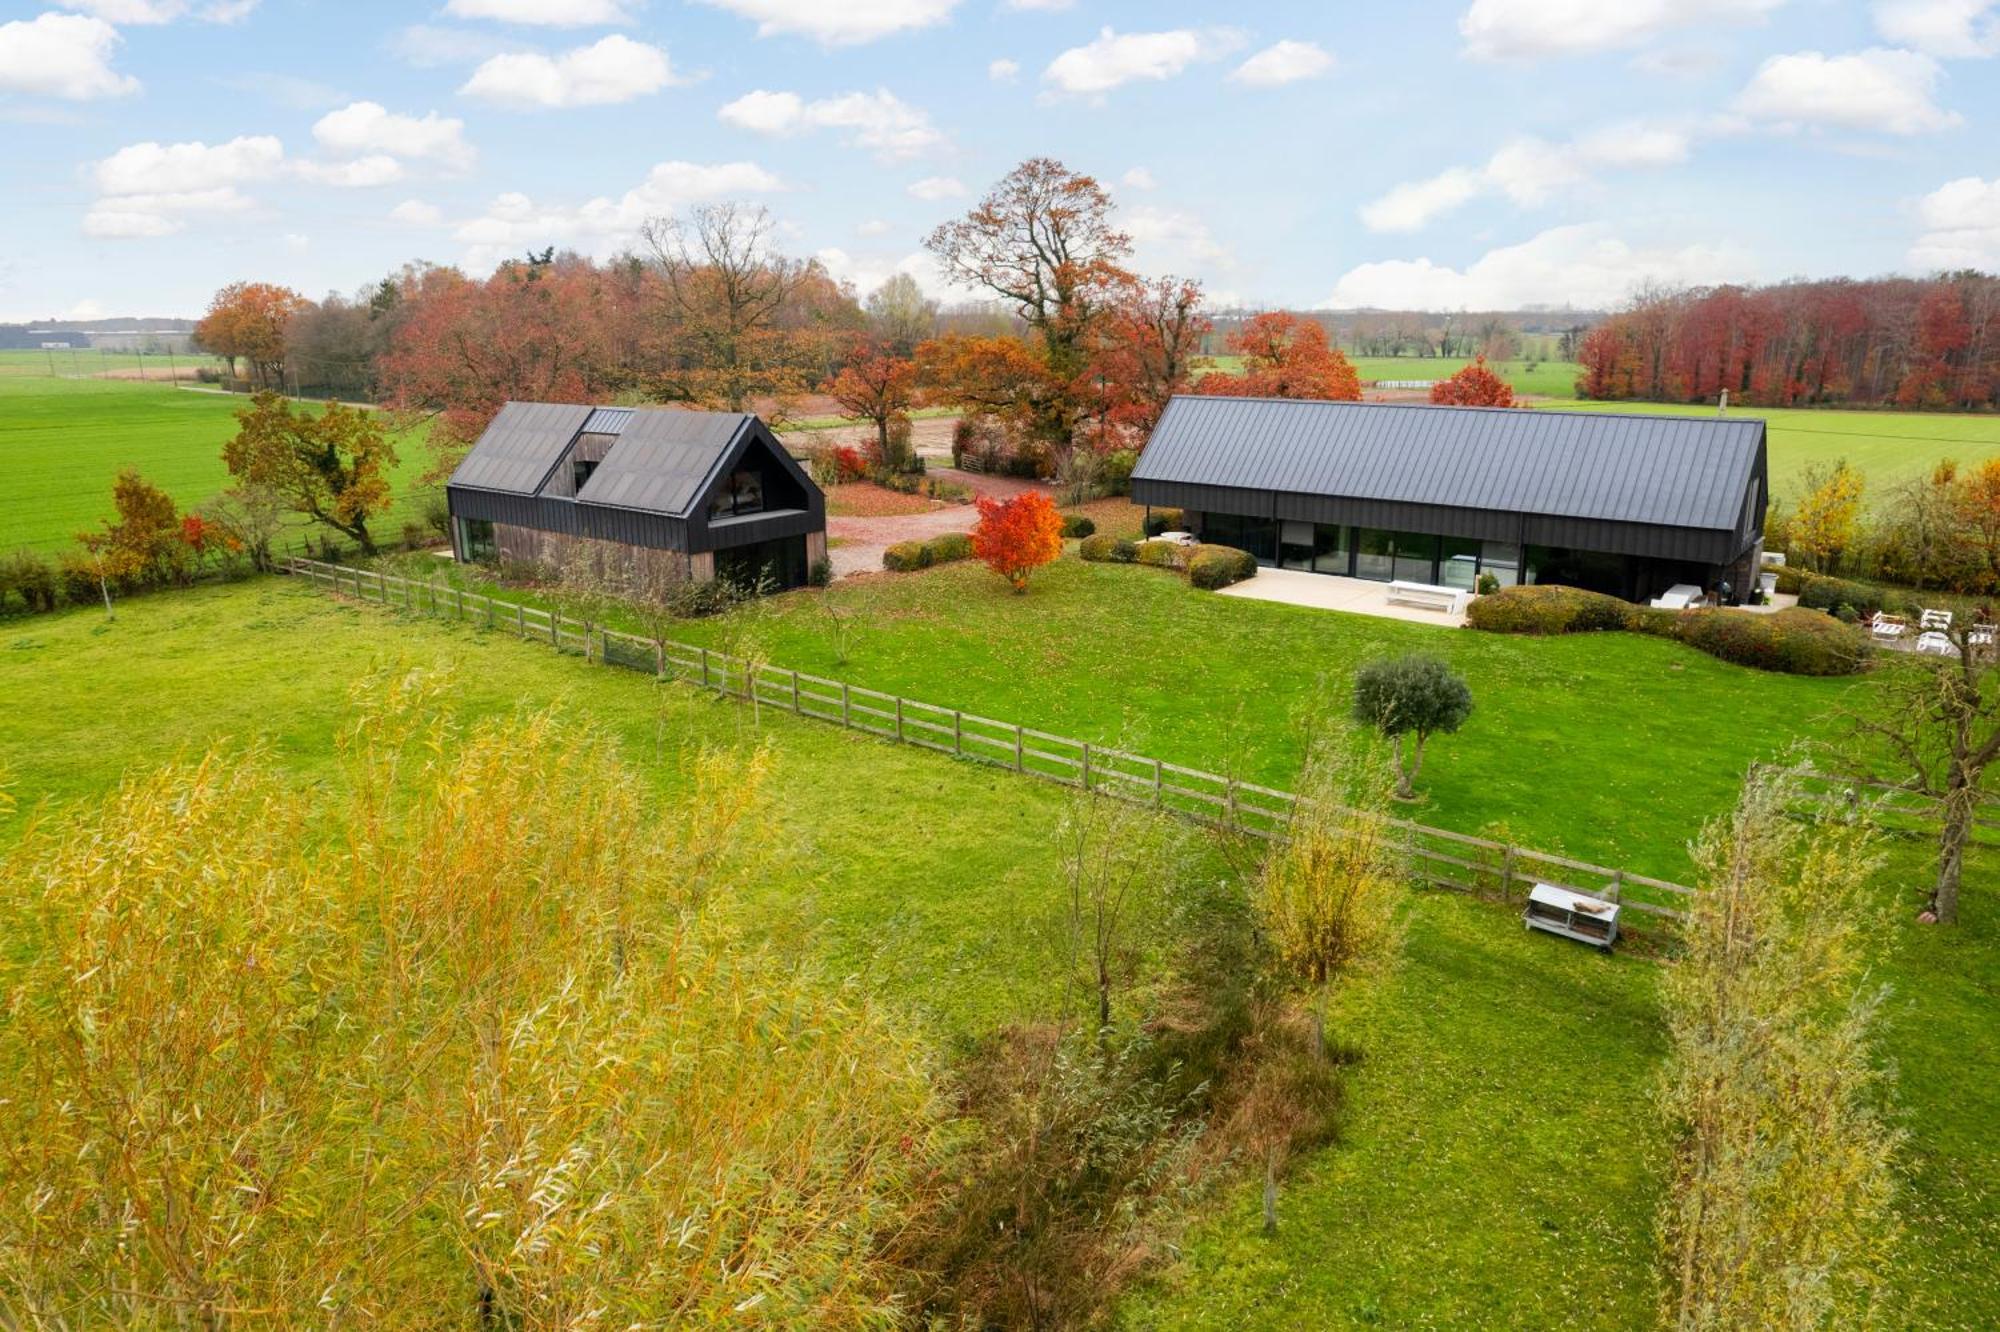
[826,469,1056,577]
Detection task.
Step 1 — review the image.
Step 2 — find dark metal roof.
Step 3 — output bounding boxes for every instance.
[581,406,634,434]
[1131,396,1767,534]
[574,409,749,516]
[449,402,593,495]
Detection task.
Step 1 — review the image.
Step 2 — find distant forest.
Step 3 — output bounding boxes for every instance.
[1576,274,1999,411]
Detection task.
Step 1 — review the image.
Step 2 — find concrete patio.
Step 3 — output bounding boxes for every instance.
[1215,567,1471,627]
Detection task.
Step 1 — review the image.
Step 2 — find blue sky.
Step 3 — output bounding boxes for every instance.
[3,0,1999,320]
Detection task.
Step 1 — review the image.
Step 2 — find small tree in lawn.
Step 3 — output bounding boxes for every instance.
[825,342,918,473]
[222,391,397,555]
[1351,653,1474,800]
[972,490,1063,594]
[1429,355,1516,407]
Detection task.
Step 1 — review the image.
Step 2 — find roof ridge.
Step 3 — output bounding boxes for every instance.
[1167,393,1764,429]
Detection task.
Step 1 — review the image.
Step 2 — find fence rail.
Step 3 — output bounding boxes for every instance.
[1751,762,2000,836]
[283,556,1696,926]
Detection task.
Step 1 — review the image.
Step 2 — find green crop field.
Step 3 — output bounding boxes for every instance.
[1196,353,1585,399]
[0,359,436,556]
[4,575,1992,1328]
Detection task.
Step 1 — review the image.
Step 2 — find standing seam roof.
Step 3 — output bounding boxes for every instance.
[448,402,757,519]
[1130,396,1764,532]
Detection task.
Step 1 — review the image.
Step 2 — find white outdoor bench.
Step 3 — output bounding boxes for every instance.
[1386,580,1466,615]
[1524,882,1621,951]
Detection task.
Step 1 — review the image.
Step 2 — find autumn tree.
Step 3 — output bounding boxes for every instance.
[378,258,631,478]
[865,272,938,356]
[1961,457,2000,592]
[971,490,1063,593]
[1429,355,1516,407]
[199,480,286,573]
[1195,312,1361,401]
[1095,274,1209,440]
[1659,768,1899,1328]
[76,469,190,591]
[926,159,1135,446]
[1786,460,1866,573]
[222,391,397,554]
[643,203,819,412]
[1876,460,1972,590]
[825,341,918,471]
[193,281,308,388]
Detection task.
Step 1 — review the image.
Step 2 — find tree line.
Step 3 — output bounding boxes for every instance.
[1578,274,2000,409]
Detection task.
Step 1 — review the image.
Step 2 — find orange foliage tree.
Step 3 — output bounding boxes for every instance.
[1195,313,1360,401]
[824,342,918,470]
[193,281,308,388]
[971,491,1064,593]
[77,470,192,589]
[1429,355,1516,407]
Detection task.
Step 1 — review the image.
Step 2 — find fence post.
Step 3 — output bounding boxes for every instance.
[583,621,592,665]
[895,696,904,743]
[1153,758,1163,807]
[1226,779,1238,829]
[1013,725,1023,772]
[1081,742,1092,791]
[1500,846,1517,900]
[1608,869,1624,903]
[791,670,801,714]
[701,648,710,689]
[517,603,526,638]
[841,682,850,726]
[953,710,962,756]
[655,641,665,678]
[550,614,559,649]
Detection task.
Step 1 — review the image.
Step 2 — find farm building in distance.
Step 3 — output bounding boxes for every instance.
[1132,396,1768,604]
[446,402,827,591]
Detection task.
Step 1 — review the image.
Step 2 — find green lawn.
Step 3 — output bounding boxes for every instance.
[0,366,437,556]
[4,578,1992,1328]
[404,550,1870,884]
[1196,354,1585,399]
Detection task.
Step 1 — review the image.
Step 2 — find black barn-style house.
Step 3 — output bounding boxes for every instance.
[1131,395,1768,604]
[446,402,827,591]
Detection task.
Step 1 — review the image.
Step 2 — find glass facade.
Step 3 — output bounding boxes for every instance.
[458,517,496,564]
[1191,512,1528,589]
[1439,536,1482,591]
[1279,520,1315,570]
[1200,511,1277,563]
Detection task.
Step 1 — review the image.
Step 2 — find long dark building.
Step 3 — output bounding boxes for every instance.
[1130,395,1768,603]
[446,402,826,590]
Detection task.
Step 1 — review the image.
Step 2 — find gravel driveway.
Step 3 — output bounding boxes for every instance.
[827,468,1057,577]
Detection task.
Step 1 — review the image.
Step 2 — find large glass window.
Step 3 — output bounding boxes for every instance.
[1392,532,1440,585]
[1279,520,1315,570]
[459,517,496,564]
[1354,527,1394,581]
[1202,512,1277,564]
[1313,523,1349,576]
[1439,537,1482,591]
[1482,542,1520,586]
[1525,546,1632,598]
[709,467,766,518]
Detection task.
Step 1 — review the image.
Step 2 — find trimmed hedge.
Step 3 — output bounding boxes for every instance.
[1135,539,1187,569]
[1060,514,1097,539]
[1468,583,1868,675]
[1078,533,1137,563]
[1187,544,1257,590]
[924,531,974,564]
[1141,508,1185,538]
[882,540,932,572]
[1780,568,1910,618]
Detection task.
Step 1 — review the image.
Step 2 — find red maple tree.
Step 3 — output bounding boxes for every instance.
[1194,312,1361,401]
[971,491,1064,594]
[1429,355,1517,407]
[824,342,918,469]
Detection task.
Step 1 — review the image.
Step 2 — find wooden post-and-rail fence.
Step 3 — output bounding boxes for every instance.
[281,556,1697,928]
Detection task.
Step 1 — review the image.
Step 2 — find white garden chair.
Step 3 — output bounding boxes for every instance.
[1869,613,1908,641]
[1920,607,1954,631]
[1916,631,1953,656]
[1970,624,1996,652]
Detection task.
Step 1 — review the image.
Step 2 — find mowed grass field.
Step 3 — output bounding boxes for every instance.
[0,355,436,556]
[1197,353,1585,398]
[3,578,1993,1328]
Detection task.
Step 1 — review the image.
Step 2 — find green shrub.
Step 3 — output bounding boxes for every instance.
[1187,544,1257,590]
[1135,539,1186,569]
[807,556,832,588]
[1141,509,1185,538]
[1675,607,1869,676]
[1101,449,1139,496]
[882,540,932,572]
[1061,514,1097,539]
[1834,602,1858,624]
[1475,571,1501,596]
[0,549,60,614]
[1790,570,1908,618]
[1464,583,1631,635]
[923,532,974,564]
[1077,533,1118,562]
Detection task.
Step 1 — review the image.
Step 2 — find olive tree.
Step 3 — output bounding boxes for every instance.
[1351,653,1474,800]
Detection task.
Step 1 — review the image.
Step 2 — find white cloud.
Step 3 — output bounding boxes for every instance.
[1909,174,2000,268]
[1327,223,1751,309]
[1360,123,1691,231]
[94,134,284,195]
[388,24,531,67]
[311,101,475,171]
[293,154,404,187]
[856,217,891,236]
[1230,39,1333,87]
[1042,26,1242,97]
[390,199,445,226]
[717,87,944,160]
[461,34,678,107]
[83,187,256,237]
[0,13,138,100]
[444,0,633,25]
[1874,0,2000,57]
[59,0,258,23]
[1120,166,1158,191]
[1735,48,1961,134]
[694,0,958,46]
[1124,204,1234,272]
[283,232,309,250]
[814,246,942,297]
[988,57,1020,81]
[453,160,783,268]
[1460,0,1784,61]
[906,175,966,201]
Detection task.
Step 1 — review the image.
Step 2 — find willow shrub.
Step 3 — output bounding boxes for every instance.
[1658,766,1901,1330]
[0,670,938,1328]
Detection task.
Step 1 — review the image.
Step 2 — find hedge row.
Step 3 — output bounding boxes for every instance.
[1187,545,1257,590]
[1466,583,1868,675]
[882,531,975,572]
[1077,533,1137,563]
[1079,535,1257,591]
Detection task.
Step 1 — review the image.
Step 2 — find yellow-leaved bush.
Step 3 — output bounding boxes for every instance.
[0,668,938,1328]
